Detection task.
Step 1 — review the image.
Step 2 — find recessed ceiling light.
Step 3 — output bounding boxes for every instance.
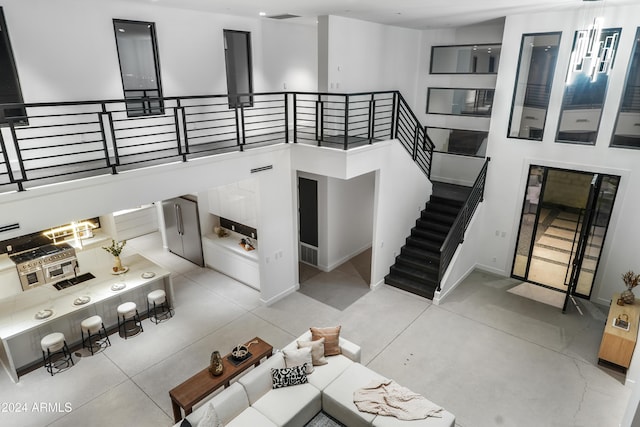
[259,12,266,16]
[118,28,125,32]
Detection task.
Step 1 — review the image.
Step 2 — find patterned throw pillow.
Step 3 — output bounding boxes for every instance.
[271,364,308,389]
[310,326,341,356]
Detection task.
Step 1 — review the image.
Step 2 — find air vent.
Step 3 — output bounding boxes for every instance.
[300,243,318,266]
[268,14,301,20]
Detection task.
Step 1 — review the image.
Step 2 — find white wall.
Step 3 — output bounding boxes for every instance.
[319,15,421,107]
[477,5,640,307]
[326,173,375,271]
[291,142,431,288]
[417,22,504,129]
[0,0,317,102]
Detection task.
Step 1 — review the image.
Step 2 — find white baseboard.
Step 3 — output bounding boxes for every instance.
[371,278,385,290]
[434,263,477,304]
[474,263,506,276]
[260,285,298,306]
[318,244,372,273]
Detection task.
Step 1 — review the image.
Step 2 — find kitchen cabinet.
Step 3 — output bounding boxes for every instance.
[0,254,171,382]
[202,233,259,290]
[598,293,640,370]
[112,205,159,241]
[208,179,258,228]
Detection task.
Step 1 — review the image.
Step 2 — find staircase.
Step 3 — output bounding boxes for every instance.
[384,194,465,299]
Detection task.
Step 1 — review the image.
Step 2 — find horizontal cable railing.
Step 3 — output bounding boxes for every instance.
[0,90,435,194]
[437,157,490,291]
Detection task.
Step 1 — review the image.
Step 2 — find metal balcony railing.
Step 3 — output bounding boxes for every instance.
[0,91,434,193]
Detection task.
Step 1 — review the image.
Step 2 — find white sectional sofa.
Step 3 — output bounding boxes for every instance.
[172,332,454,427]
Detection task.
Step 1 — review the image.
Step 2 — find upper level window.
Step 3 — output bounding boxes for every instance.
[0,7,26,125]
[508,32,561,140]
[430,44,501,74]
[224,30,253,108]
[611,27,640,149]
[556,26,621,144]
[113,19,163,117]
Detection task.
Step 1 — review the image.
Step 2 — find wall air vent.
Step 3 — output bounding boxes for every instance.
[267,14,301,20]
[300,243,318,266]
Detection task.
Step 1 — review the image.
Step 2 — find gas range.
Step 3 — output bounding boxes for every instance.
[10,243,78,290]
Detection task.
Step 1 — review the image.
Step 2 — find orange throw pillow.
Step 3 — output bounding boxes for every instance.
[310,326,341,356]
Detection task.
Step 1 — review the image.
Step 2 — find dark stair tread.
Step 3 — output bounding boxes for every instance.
[396,255,440,274]
[411,227,447,242]
[406,236,441,252]
[429,195,466,208]
[420,210,457,225]
[384,274,436,299]
[401,245,440,263]
[424,202,462,216]
[390,264,438,283]
[415,219,452,234]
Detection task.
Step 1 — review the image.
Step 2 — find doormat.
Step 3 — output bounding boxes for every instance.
[305,412,345,427]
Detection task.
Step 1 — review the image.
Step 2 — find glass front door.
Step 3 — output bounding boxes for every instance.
[512,166,620,304]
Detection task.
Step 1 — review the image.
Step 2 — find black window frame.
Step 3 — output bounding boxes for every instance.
[0,7,26,126]
[223,29,254,109]
[112,19,164,117]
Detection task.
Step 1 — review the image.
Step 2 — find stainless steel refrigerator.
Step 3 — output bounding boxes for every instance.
[162,196,204,266]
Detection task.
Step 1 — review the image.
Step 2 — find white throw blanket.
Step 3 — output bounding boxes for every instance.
[353,379,443,421]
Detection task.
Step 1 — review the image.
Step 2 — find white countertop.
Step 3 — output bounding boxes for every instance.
[203,231,259,262]
[0,253,169,340]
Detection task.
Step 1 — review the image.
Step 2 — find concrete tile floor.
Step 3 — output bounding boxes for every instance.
[0,232,630,427]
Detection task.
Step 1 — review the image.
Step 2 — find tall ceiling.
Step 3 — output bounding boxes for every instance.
[130,0,636,28]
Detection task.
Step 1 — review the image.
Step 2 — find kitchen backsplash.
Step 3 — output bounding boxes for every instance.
[220,217,257,240]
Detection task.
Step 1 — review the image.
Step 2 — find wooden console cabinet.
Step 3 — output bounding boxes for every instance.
[598,293,640,370]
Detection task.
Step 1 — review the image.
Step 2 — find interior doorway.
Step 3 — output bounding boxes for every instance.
[512,165,620,309]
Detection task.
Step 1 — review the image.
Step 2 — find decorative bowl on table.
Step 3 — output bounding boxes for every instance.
[111,282,126,291]
[231,344,250,361]
[35,309,54,320]
[73,296,91,306]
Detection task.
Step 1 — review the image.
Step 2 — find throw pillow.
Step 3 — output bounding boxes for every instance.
[297,337,328,366]
[271,364,308,388]
[283,346,314,374]
[198,402,222,427]
[310,326,341,356]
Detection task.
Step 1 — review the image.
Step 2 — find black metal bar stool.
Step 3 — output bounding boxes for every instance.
[117,301,143,339]
[147,289,173,324]
[40,332,74,376]
[81,315,111,354]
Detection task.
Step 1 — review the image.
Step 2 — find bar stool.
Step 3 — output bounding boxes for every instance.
[117,301,143,339]
[81,315,111,355]
[41,332,74,376]
[147,289,173,324]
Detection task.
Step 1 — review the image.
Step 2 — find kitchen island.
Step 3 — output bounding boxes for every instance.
[0,253,172,383]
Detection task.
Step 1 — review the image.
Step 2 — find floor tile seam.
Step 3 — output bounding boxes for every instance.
[180,273,257,311]
[364,304,433,368]
[246,306,307,342]
[435,303,600,367]
[124,309,248,379]
[43,375,132,427]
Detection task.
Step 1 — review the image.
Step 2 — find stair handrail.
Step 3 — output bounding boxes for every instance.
[394,92,435,178]
[437,157,490,290]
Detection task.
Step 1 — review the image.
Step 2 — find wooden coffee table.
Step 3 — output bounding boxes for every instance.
[169,337,273,422]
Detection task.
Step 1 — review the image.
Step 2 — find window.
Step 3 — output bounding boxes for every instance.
[430,44,501,74]
[556,27,621,144]
[426,127,488,157]
[0,7,26,125]
[426,88,494,116]
[113,19,163,116]
[611,27,640,149]
[508,32,561,140]
[224,30,253,108]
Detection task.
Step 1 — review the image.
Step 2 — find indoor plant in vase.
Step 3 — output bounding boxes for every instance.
[102,239,127,273]
[621,270,640,304]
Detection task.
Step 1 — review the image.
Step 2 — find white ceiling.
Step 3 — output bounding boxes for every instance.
[133,0,636,29]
